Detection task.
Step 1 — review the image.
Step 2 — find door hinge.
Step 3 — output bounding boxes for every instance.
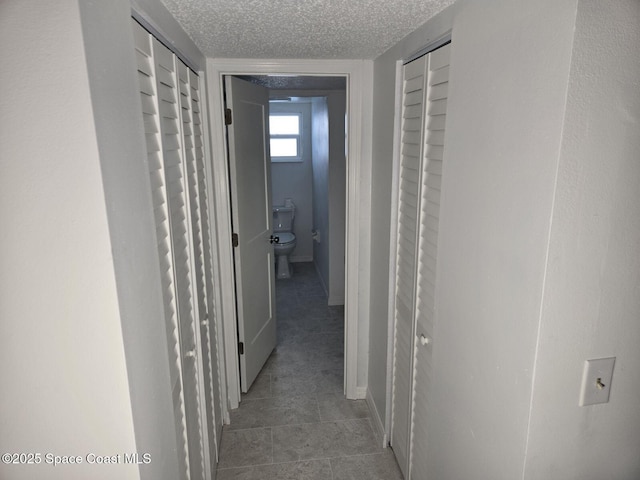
[225,108,233,125]
[238,342,244,355]
[232,233,239,247]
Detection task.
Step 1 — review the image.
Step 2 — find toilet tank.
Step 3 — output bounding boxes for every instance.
[273,206,295,233]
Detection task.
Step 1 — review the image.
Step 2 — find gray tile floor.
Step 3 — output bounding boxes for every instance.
[217,262,403,480]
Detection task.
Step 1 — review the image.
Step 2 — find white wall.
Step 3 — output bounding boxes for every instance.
[523,1,640,478]
[429,1,577,477]
[327,91,346,305]
[0,2,139,479]
[1,0,212,478]
[271,101,314,262]
[311,93,346,305]
[371,0,640,478]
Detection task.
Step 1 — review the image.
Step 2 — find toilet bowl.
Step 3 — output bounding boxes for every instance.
[274,231,296,279]
[273,200,296,279]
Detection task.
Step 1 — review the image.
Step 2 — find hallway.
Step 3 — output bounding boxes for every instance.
[216,263,402,479]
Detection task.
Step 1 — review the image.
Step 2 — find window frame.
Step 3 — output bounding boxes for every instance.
[269,112,303,163]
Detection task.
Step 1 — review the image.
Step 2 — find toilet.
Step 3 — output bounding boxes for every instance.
[272,199,297,279]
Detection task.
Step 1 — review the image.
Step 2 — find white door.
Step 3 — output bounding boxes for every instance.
[179,62,223,469]
[225,76,277,392]
[135,19,243,478]
[391,53,429,478]
[133,23,191,479]
[188,69,225,457]
[390,42,450,479]
[409,42,450,479]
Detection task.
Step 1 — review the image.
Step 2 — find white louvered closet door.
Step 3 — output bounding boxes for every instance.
[133,20,217,480]
[189,69,225,451]
[178,62,223,469]
[391,42,450,479]
[133,22,191,480]
[391,54,428,478]
[408,42,450,480]
[154,40,206,480]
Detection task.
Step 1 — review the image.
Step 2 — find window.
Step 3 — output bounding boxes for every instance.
[269,113,302,162]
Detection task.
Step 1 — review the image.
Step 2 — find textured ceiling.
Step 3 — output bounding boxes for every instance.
[237,75,346,90]
[160,0,455,59]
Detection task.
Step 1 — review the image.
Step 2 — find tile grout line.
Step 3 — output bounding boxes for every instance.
[224,416,373,433]
[329,455,335,480]
[315,391,323,422]
[216,451,392,472]
[270,426,274,466]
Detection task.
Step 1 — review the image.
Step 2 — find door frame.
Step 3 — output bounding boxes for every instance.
[206,59,373,412]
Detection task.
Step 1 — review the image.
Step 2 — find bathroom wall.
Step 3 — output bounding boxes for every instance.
[311,97,330,287]
[310,92,346,304]
[326,91,346,305]
[270,101,313,262]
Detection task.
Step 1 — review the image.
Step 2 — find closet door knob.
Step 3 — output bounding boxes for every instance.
[419,334,431,346]
[270,235,280,244]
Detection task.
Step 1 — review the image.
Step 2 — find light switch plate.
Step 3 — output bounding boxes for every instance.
[579,357,616,406]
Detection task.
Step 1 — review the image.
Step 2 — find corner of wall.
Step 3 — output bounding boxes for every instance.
[523,1,640,477]
[131,0,206,70]
[366,388,388,448]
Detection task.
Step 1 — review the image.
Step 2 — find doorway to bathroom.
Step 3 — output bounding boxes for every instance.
[260,82,346,306]
[265,79,348,407]
[222,73,348,401]
[209,59,370,413]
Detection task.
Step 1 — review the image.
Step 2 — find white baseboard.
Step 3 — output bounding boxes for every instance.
[328,294,344,306]
[366,388,388,448]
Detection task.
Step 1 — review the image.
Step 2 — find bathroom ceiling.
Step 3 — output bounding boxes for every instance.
[160,0,455,59]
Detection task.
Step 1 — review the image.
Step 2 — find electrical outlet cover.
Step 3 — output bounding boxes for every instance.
[579,357,616,406]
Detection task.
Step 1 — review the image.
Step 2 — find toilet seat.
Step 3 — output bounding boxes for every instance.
[275,232,295,245]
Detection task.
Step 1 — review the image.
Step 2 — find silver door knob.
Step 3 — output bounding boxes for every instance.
[419,334,431,346]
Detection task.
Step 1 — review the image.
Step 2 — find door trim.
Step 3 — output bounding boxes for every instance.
[206,58,373,411]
